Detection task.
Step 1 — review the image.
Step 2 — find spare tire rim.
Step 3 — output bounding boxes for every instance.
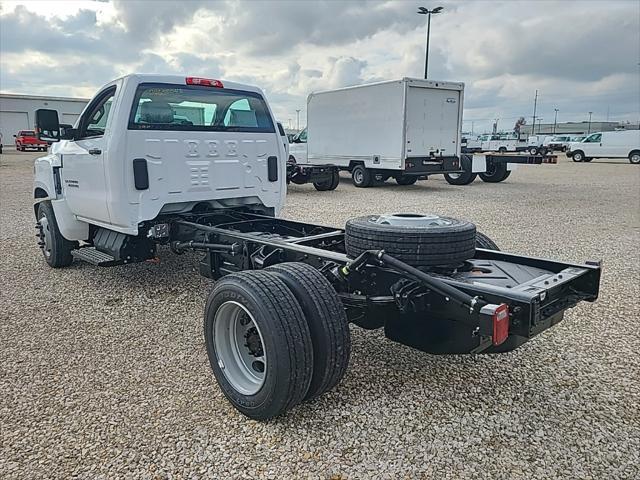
[371,213,453,227]
[213,301,266,395]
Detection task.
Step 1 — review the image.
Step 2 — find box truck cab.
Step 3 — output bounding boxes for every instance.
[33,74,287,243]
[566,130,640,163]
[288,127,308,163]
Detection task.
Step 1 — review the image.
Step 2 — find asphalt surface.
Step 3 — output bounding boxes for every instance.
[1,150,639,479]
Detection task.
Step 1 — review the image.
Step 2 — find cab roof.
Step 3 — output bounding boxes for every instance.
[103,74,265,95]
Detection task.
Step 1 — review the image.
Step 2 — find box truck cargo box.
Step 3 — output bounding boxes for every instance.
[305,78,465,187]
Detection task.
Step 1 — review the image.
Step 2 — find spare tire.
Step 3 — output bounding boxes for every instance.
[345,213,476,266]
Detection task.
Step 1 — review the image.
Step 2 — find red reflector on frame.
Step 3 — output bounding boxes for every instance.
[492,303,509,346]
[186,77,224,88]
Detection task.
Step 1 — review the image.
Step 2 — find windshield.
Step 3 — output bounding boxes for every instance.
[21,131,36,136]
[128,83,275,133]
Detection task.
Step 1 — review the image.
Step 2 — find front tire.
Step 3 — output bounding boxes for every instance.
[204,271,314,420]
[444,154,477,185]
[395,175,418,186]
[351,164,372,188]
[313,169,340,191]
[572,150,585,162]
[529,146,538,155]
[629,150,640,164]
[479,162,510,183]
[36,201,77,268]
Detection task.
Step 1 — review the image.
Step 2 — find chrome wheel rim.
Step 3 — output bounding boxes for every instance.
[631,154,640,164]
[213,301,266,395]
[372,213,453,227]
[39,215,52,258]
[353,168,364,184]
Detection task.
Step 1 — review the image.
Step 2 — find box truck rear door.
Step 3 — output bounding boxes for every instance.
[406,86,460,158]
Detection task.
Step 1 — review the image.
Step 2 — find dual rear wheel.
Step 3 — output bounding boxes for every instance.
[204,263,350,420]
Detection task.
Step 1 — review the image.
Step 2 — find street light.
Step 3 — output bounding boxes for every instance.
[587,111,593,134]
[553,108,559,134]
[417,6,443,79]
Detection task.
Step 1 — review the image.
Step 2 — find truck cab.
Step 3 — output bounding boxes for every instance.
[33,74,287,255]
[288,127,308,163]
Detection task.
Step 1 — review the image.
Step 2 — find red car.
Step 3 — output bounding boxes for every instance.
[14,130,48,152]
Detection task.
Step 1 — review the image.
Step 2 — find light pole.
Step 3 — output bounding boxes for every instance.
[532,89,538,135]
[417,6,443,79]
[553,108,559,134]
[295,109,301,131]
[587,111,593,134]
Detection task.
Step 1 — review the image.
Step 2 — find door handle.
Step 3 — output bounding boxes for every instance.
[88,148,102,155]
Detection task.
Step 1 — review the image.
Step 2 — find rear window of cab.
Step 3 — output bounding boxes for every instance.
[128,83,275,133]
[20,131,36,136]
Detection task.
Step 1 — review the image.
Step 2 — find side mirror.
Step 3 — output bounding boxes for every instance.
[35,109,60,143]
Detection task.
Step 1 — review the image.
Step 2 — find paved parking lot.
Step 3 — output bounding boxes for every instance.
[1,151,639,479]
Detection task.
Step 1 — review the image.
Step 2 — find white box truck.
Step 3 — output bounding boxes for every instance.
[303,78,465,187]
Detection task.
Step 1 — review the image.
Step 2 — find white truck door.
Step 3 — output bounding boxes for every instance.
[406,86,460,157]
[58,87,115,224]
[581,133,602,157]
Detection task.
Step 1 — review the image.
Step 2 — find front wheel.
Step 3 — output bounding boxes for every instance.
[36,201,77,267]
[351,164,372,188]
[204,271,314,420]
[479,162,510,183]
[395,175,417,185]
[629,151,640,164]
[529,146,538,155]
[313,169,340,191]
[444,171,477,185]
[572,150,585,162]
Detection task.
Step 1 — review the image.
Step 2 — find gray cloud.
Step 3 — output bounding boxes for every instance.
[0,0,638,133]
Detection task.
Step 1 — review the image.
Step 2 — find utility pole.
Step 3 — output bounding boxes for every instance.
[417,6,443,79]
[532,90,538,136]
[587,111,593,134]
[553,108,559,134]
[295,109,301,130]
[471,120,474,135]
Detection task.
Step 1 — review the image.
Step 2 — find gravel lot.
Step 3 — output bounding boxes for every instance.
[1,150,639,479]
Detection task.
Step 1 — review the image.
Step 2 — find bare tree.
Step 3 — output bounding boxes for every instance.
[514,117,527,140]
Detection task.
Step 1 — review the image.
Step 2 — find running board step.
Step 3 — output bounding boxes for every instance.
[72,247,122,266]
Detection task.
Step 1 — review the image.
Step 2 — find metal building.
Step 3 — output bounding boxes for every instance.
[0,93,89,139]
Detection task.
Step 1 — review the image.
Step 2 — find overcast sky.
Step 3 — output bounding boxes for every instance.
[1,0,638,133]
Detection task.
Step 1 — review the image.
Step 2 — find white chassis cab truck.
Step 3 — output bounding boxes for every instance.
[33,74,602,420]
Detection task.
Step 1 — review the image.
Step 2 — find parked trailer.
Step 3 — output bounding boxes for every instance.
[444,152,558,185]
[33,74,601,420]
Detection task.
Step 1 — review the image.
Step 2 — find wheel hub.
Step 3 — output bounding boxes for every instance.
[213,301,267,395]
[37,216,52,258]
[371,213,453,228]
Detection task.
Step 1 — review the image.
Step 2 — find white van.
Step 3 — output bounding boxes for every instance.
[566,130,640,164]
